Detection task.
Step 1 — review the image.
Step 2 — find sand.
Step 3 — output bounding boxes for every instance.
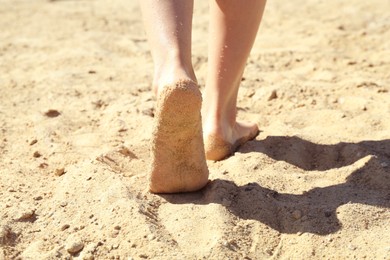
[0,0,389,259]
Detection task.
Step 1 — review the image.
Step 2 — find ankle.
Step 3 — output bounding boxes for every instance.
[152,58,196,95]
[202,105,236,133]
[202,113,233,141]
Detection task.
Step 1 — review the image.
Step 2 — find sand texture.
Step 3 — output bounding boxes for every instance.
[1,0,390,259]
[150,80,209,193]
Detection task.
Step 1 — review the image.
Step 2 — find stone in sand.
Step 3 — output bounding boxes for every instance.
[16,209,35,220]
[66,237,84,254]
[149,80,209,193]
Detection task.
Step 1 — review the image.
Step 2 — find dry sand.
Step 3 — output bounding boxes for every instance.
[1,0,389,259]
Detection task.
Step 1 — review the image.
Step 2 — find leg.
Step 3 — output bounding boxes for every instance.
[203,0,267,160]
[140,0,209,193]
[140,0,196,93]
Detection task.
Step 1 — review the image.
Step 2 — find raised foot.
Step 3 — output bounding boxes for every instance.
[149,80,209,193]
[204,121,259,161]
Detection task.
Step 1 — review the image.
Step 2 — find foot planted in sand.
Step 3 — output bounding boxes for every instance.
[203,121,260,161]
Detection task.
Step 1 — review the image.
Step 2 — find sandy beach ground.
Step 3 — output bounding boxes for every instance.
[1,0,389,259]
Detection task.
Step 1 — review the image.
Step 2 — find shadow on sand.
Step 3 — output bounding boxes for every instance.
[161,136,390,235]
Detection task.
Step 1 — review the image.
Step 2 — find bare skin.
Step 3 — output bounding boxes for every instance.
[203,0,266,160]
[140,1,209,193]
[139,1,196,94]
[140,0,266,193]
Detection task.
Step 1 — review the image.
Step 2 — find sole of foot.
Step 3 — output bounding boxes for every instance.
[149,80,210,193]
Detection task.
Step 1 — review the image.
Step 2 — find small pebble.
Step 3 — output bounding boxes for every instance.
[348,244,357,251]
[33,196,43,201]
[268,90,278,101]
[246,90,255,98]
[61,224,70,231]
[147,234,155,241]
[222,240,236,251]
[142,108,155,117]
[55,168,65,176]
[66,238,84,254]
[39,163,49,169]
[114,225,121,230]
[30,139,38,145]
[17,209,35,220]
[292,210,302,220]
[60,201,68,207]
[45,109,61,118]
[33,151,42,158]
[111,230,119,238]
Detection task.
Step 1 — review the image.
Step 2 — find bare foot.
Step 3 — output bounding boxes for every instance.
[149,80,209,193]
[203,121,259,161]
